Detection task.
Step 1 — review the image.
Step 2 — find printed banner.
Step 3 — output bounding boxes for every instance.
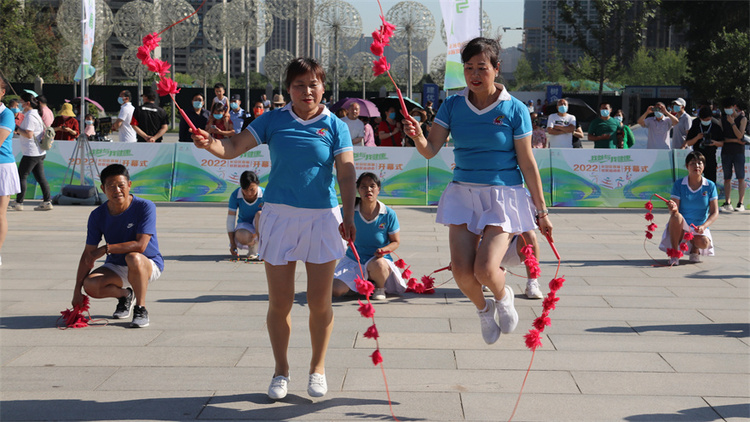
[550,148,674,207]
[74,0,96,81]
[13,140,174,202]
[427,147,552,205]
[439,0,481,90]
[348,147,428,205]
[172,143,271,202]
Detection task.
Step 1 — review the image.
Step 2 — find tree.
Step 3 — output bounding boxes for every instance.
[513,57,537,89]
[547,0,660,104]
[543,51,567,84]
[616,47,689,86]
[0,0,61,82]
[660,1,750,102]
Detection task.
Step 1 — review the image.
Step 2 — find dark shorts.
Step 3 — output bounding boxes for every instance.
[721,153,746,180]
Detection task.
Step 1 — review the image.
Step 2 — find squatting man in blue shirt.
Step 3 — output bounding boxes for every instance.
[71,164,164,328]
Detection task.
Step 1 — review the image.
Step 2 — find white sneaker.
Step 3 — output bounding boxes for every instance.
[372,287,386,300]
[34,201,53,211]
[482,285,491,293]
[689,253,701,263]
[477,299,501,344]
[721,203,734,212]
[496,286,519,334]
[735,203,745,212]
[267,374,289,400]
[8,201,23,211]
[307,373,327,397]
[525,279,543,299]
[669,257,679,266]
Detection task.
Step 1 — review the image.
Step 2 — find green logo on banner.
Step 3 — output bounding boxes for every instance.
[455,0,469,13]
[588,155,633,163]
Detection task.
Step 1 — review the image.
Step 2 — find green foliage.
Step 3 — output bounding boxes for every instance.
[686,29,750,103]
[0,0,62,82]
[513,57,537,89]
[616,47,689,86]
[544,51,567,84]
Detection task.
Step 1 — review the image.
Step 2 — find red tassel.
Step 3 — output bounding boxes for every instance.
[645,231,654,239]
[402,268,412,279]
[355,276,374,298]
[548,277,565,292]
[679,242,689,252]
[647,223,658,232]
[358,300,375,318]
[524,329,543,350]
[684,232,694,241]
[644,201,654,211]
[532,316,551,331]
[394,259,406,269]
[421,275,435,289]
[542,294,560,311]
[364,324,380,340]
[370,349,383,365]
[645,212,654,221]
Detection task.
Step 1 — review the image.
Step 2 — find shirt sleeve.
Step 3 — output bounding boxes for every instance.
[709,182,718,201]
[434,97,451,130]
[136,199,158,236]
[545,115,556,129]
[387,207,400,235]
[686,120,700,139]
[85,209,103,246]
[333,118,353,156]
[247,112,270,144]
[513,101,533,140]
[670,179,681,200]
[0,109,14,132]
[228,189,239,211]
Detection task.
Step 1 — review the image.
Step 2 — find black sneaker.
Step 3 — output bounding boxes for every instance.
[130,306,149,328]
[112,287,135,319]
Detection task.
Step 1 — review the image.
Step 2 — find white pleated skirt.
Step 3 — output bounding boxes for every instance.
[436,182,539,235]
[333,255,407,294]
[258,202,346,266]
[0,163,20,196]
[658,219,715,256]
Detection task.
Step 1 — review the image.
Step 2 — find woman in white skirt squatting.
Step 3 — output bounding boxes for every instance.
[332,172,407,301]
[658,151,719,265]
[193,58,357,400]
[403,37,553,345]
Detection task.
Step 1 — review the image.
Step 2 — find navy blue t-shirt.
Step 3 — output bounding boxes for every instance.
[86,195,164,271]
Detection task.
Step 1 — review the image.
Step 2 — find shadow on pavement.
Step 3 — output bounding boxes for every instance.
[0,394,424,421]
[625,402,749,421]
[587,322,749,338]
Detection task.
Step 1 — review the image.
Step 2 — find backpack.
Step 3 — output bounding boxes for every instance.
[33,113,55,151]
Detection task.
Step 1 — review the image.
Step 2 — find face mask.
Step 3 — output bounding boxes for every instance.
[600,109,610,117]
[117,97,124,105]
[85,120,94,125]
[558,105,568,113]
[412,115,421,122]
[11,107,20,114]
[193,101,203,109]
[712,109,721,116]
[724,108,734,115]
[701,119,711,126]
[388,112,396,120]
[613,116,622,122]
[213,113,223,119]
[230,102,239,110]
[672,105,681,113]
[654,111,664,119]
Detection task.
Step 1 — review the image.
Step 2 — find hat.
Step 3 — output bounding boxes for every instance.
[231,94,241,101]
[59,103,76,117]
[273,94,284,105]
[673,97,686,107]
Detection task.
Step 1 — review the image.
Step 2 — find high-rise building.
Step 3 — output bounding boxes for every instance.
[523,0,685,72]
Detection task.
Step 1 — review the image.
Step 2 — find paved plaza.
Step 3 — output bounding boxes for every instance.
[1,202,748,421]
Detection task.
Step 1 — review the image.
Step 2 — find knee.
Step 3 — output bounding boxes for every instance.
[451,262,475,284]
[125,252,147,268]
[692,236,709,249]
[82,278,105,298]
[332,280,350,297]
[367,258,389,273]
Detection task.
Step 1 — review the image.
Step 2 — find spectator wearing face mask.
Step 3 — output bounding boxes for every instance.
[408,109,429,146]
[684,106,723,184]
[546,99,576,148]
[178,94,210,142]
[638,102,679,149]
[378,107,403,147]
[611,109,635,149]
[670,98,693,149]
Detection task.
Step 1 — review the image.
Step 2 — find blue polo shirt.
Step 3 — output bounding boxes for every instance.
[670,176,718,227]
[345,201,400,264]
[228,186,264,223]
[434,87,532,186]
[0,104,15,164]
[247,104,352,209]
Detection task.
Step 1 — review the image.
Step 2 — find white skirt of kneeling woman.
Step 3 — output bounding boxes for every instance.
[657,219,715,256]
[334,255,407,295]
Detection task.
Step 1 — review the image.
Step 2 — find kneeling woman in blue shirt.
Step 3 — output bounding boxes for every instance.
[659,151,719,265]
[332,172,407,301]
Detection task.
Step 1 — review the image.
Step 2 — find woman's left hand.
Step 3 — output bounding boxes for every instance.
[537,215,553,242]
[339,218,356,242]
[695,224,706,234]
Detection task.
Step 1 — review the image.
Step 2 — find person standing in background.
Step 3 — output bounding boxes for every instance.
[671,98,693,149]
[111,90,136,143]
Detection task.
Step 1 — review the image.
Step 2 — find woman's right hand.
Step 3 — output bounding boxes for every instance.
[537,215,553,243]
[72,290,85,308]
[667,200,679,215]
[191,128,212,149]
[402,115,422,139]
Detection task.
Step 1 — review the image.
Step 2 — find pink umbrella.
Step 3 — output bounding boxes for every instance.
[71,97,105,112]
[334,98,380,118]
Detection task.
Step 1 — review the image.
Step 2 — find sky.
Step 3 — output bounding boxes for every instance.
[352,0,526,60]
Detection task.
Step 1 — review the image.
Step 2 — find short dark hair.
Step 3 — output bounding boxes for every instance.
[599,102,611,109]
[100,164,130,185]
[0,77,8,92]
[284,58,326,90]
[211,102,226,113]
[143,91,156,101]
[461,37,501,69]
[214,83,225,90]
[356,172,381,188]
[120,90,132,100]
[8,98,19,107]
[192,93,204,101]
[240,171,259,189]
[36,94,47,104]
[698,106,713,120]
[721,96,736,108]
[685,151,706,167]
